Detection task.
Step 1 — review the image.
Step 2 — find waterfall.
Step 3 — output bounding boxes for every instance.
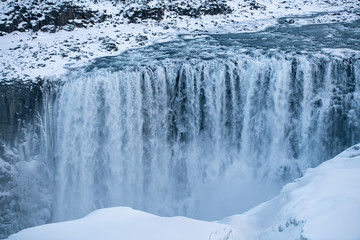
[48,53,360,221]
[1,49,360,237]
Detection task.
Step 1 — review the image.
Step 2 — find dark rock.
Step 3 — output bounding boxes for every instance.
[9,46,21,51]
[104,42,118,51]
[71,55,81,60]
[249,0,266,10]
[40,25,49,32]
[168,0,232,18]
[0,22,6,32]
[62,24,75,31]
[135,34,148,42]
[0,2,107,34]
[20,6,27,14]
[123,0,232,23]
[285,18,295,24]
[69,46,80,52]
[0,80,43,146]
[279,18,295,24]
[99,36,118,51]
[124,6,165,23]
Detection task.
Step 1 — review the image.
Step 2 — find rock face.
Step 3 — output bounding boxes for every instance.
[0,0,232,33]
[0,2,107,33]
[123,0,232,23]
[0,81,43,145]
[0,80,47,239]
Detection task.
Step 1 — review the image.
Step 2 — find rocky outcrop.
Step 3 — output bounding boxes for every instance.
[0,80,43,146]
[0,79,47,239]
[0,2,107,34]
[123,0,232,23]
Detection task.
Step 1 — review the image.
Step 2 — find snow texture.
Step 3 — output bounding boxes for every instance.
[221,143,360,240]
[7,207,240,240]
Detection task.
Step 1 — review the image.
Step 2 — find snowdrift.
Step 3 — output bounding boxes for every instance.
[222,143,360,240]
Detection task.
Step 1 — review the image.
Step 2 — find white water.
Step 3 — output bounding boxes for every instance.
[47,53,360,221]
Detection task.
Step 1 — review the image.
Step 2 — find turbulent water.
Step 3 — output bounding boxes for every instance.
[1,20,360,237]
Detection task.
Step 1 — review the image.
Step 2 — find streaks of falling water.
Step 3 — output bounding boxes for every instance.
[51,54,360,221]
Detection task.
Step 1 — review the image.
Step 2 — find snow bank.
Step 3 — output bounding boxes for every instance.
[222,144,360,240]
[7,207,239,240]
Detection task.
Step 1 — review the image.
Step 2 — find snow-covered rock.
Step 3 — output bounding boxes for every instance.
[0,0,359,82]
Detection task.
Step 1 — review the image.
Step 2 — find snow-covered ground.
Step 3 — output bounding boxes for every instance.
[0,0,359,82]
[6,207,240,240]
[222,144,360,240]
[7,144,360,240]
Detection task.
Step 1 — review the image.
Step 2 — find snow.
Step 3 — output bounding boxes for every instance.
[7,144,360,240]
[0,0,359,82]
[6,207,240,240]
[221,143,360,240]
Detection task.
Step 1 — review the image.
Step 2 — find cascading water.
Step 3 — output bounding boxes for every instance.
[1,20,360,238]
[49,53,360,222]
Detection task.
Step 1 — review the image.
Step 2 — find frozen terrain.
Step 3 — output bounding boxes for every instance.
[0,0,359,82]
[7,207,240,240]
[222,143,360,240]
[7,144,360,240]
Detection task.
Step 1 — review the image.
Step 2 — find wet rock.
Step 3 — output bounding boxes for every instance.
[279,18,296,24]
[0,80,43,146]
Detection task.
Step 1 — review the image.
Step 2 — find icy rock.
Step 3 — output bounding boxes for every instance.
[135,34,148,42]
[104,42,118,51]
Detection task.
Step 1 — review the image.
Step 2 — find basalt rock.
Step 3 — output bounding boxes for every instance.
[123,0,232,23]
[0,80,43,146]
[0,2,107,34]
